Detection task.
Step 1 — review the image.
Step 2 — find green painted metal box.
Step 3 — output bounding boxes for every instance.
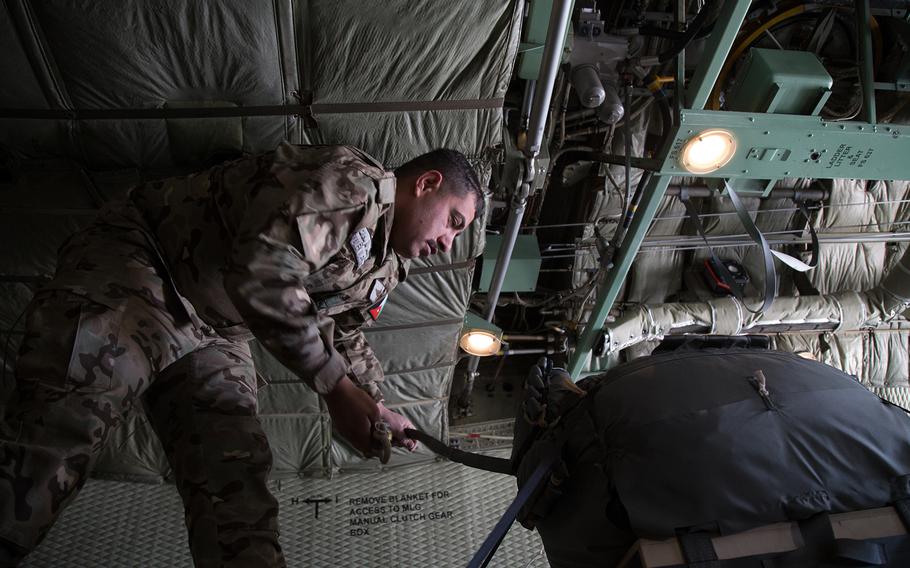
[478,235,541,293]
[727,48,833,115]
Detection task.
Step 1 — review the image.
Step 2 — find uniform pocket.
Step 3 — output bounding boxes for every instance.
[64,299,126,394]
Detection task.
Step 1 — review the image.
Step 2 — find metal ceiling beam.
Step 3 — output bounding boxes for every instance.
[685,0,754,111]
[661,111,910,181]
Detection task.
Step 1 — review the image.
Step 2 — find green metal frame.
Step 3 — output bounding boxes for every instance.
[664,112,910,181]
[567,0,907,379]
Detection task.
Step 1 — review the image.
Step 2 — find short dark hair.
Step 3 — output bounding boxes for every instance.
[395,149,485,223]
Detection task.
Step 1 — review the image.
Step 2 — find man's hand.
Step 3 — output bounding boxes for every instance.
[378,403,418,451]
[324,376,384,458]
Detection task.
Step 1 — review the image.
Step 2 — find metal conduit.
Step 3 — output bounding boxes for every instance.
[856,0,877,123]
[458,0,574,409]
[597,243,910,357]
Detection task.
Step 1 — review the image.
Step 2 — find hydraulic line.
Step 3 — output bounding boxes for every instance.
[656,0,720,63]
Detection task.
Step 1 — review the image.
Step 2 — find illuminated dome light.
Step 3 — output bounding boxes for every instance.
[459,311,504,357]
[679,129,737,174]
[459,330,502,357]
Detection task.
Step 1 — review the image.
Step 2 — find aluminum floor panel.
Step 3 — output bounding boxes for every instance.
[22,460,548,567]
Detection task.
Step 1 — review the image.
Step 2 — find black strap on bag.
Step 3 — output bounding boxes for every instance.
[677,531,721,568]
[679,187,773,314]
[466,453,559,568]
[833,539,888,566]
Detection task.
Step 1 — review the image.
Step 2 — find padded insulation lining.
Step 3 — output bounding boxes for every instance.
[0,0,522,481]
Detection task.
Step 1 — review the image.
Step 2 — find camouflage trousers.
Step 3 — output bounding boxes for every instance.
[0,212,286,567]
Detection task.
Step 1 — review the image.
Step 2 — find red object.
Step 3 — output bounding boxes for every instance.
[704,259,732,293]
[368,296,387,320]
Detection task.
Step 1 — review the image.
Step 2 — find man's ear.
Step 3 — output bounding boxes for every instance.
[415,170,444,196]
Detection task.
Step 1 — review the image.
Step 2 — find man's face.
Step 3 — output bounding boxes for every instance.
[391,170,477,259]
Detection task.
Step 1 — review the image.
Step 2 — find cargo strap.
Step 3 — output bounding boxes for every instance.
[678,183,818,315]
[403,428,511,475]
[466,453,559,568]
[765,512,888,567]
[793,198,820,270]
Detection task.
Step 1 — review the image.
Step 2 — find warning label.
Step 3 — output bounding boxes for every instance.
[288,490,458,538]
[825,143,874,170]
[347,491,454,536]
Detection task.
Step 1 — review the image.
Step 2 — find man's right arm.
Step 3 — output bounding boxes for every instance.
[225,196,389,457]
[224,183,359,397]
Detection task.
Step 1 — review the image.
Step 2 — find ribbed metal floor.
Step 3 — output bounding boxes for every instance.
[22,459,548,567]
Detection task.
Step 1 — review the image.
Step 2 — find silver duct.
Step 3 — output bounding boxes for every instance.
[600,247,910,355]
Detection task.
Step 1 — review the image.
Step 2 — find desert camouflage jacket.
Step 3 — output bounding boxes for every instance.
[129,143,407,400]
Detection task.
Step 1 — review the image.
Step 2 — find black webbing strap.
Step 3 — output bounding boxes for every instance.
[403,428,512,475]
[763,511,891,567]
[891,474,910,531]
[788,199,822,296]
[467,453,559,568]
[833,539,887,565]
[794,199,820,270]
[679,184,818,315]
[679,187,771,314]
[677,531,720,567]
[725,186,784,314]
[727,184,819,298]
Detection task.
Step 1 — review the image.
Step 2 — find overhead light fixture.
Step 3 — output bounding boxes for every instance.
[459,312,503,357]
[679,129,737,174]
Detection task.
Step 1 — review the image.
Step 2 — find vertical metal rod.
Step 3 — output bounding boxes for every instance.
[856,0,877,123]
[460,0,573,406]
[624,81,632,206]
[526,0,574,156]
[674,0,686,121]
[685,0,753,110]
[483,185,532,323]
[520,79,537,130]
[461,181,531,397]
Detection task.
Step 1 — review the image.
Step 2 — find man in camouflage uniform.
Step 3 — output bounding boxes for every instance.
[0,143,483,567]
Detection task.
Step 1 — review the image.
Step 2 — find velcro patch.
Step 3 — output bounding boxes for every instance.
[368,279,387,303]
[316,295,344,311]
[368,296,388,321]
[349,227,371,268]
